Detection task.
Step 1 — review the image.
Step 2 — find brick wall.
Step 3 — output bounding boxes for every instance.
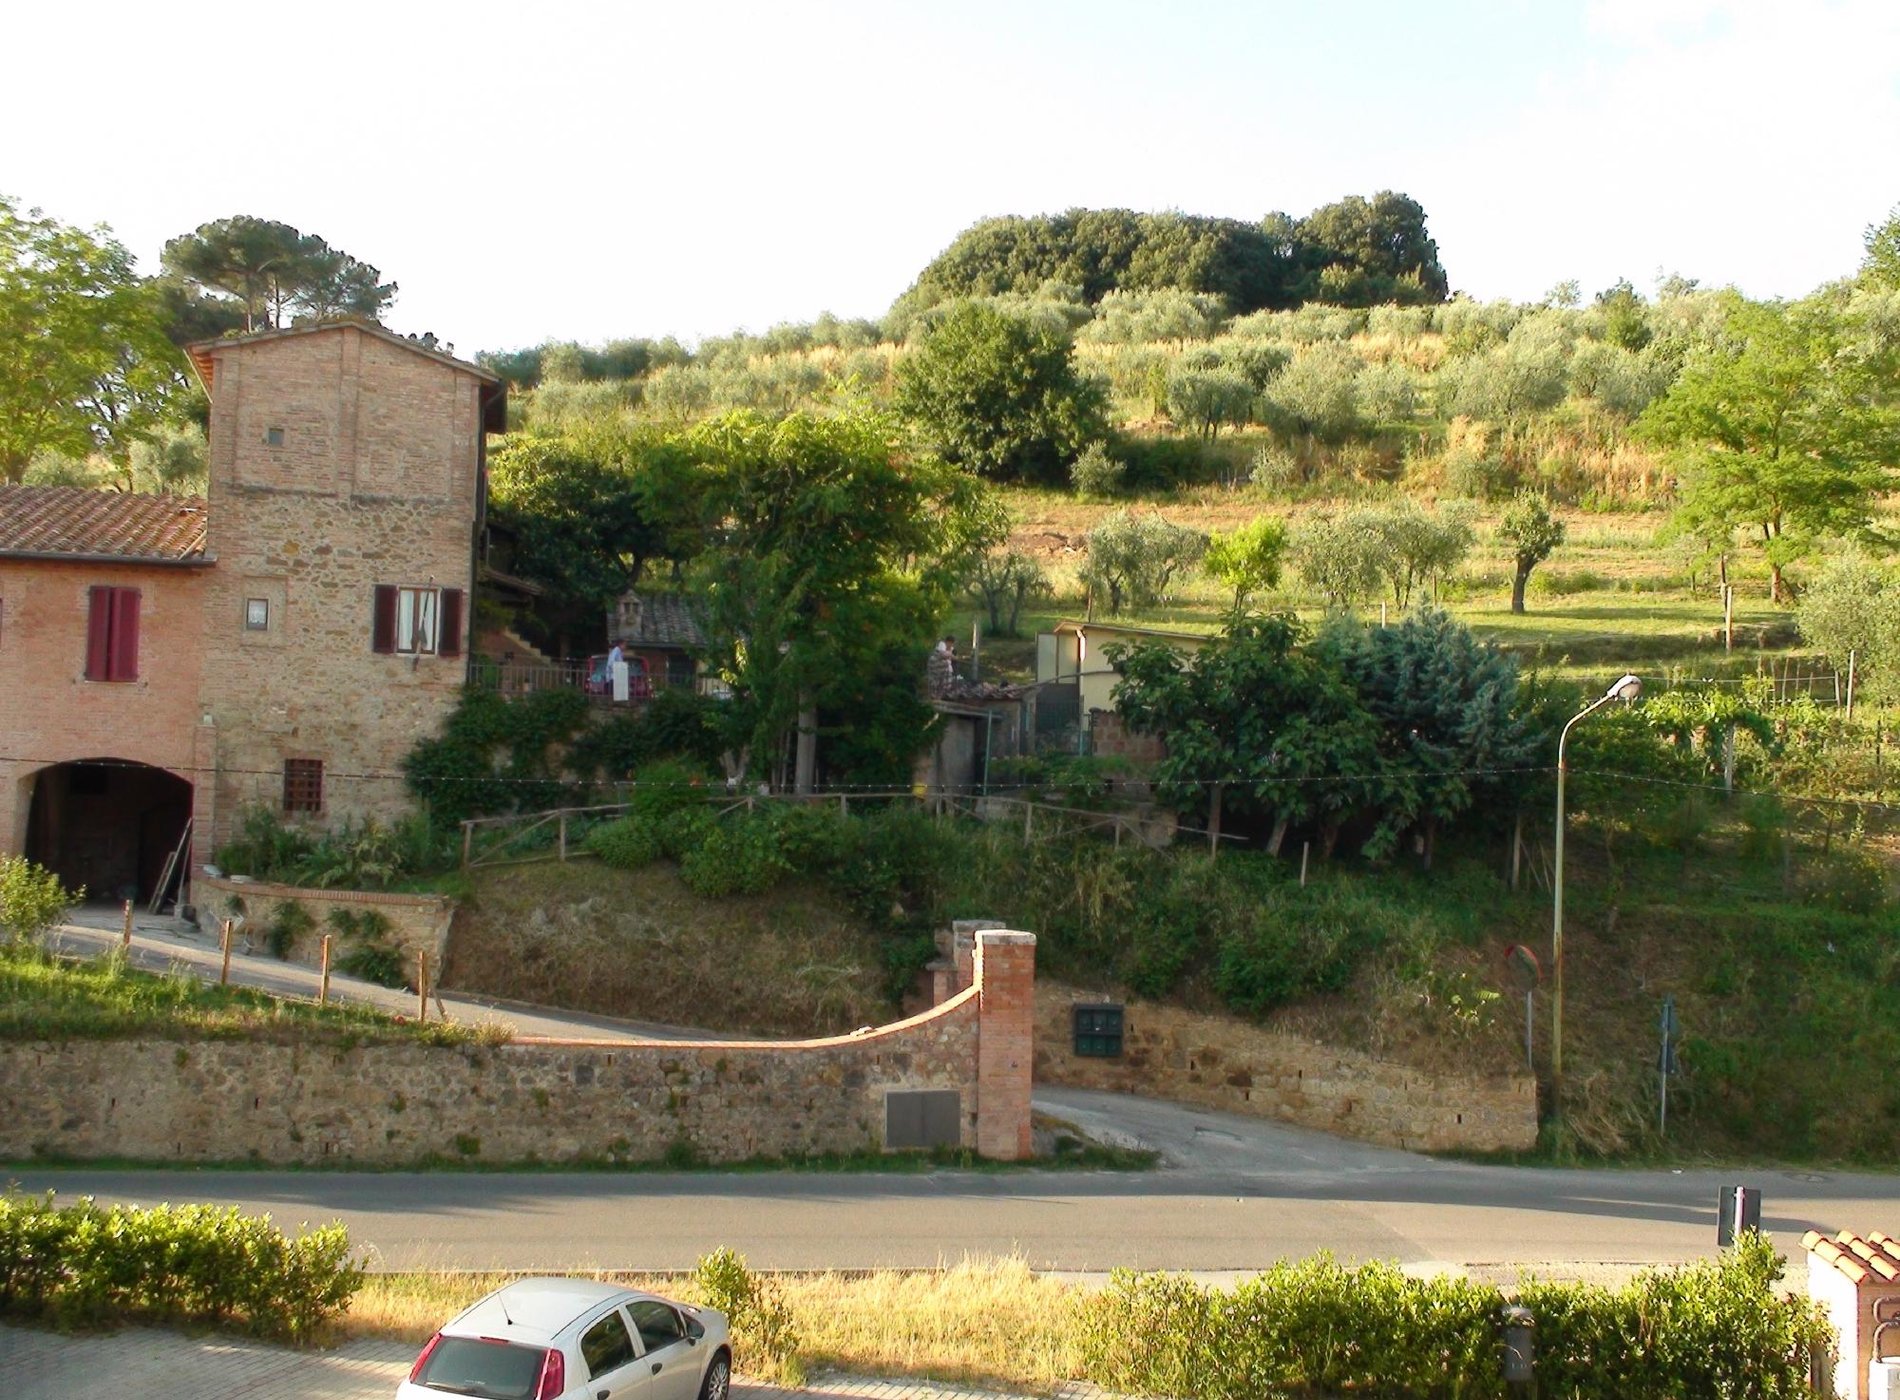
[0,558,209,882]
[0,929,1039,1166]
[1087,710,1166,764]
[1035,982,1537,1154]
[194,875,454,975]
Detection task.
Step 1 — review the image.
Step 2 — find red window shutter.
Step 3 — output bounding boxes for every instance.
[85,586,112,680]
[111,588,141,681]
[371,585,398,653]
[439,588,464,658]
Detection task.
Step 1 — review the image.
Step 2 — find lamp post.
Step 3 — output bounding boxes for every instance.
[1552,672,1642,1123]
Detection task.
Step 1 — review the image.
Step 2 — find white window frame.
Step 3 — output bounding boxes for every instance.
[396,587,439,655]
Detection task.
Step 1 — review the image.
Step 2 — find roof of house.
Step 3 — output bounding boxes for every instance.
[1053,617,1214,644]
[614,591,708,650]
[1803,1229,1900,1285]
[0,485,211,564]
[186,317,499,386]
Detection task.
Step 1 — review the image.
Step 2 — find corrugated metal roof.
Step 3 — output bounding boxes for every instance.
[0,485,210,563]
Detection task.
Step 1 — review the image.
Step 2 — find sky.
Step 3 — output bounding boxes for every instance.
[5,0,1896,354]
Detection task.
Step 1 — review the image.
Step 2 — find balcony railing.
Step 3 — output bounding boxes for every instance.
[469,659,729,703]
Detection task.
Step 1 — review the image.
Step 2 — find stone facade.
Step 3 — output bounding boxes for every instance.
[193,325,496,852]
[0,322,502,904]
[194,875,455,975]
[0,929,1038,1166]
[1035,982,1537,1154]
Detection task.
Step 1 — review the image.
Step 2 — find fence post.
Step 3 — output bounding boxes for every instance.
[558,812,568,863]
[1723,584,1733,653]
[1847,649,1857,720]
[219,919,232,986]
[120,900,134,951]
[318,934,332,1005]
[461,822,473,870]
[417,951,429,1022]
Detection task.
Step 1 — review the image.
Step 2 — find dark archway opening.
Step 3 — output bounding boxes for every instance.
[24,760,192,906]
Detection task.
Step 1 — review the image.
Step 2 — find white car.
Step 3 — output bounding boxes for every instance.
[397,1277,731,1400]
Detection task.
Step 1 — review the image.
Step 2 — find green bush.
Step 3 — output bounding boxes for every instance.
[0,856,80,946]
[691,1247,802,1381]
[679,815,790,897]
[0,1190,364,1342]
[586,815,667,870]
[265,901,315,960]
[328,908,407,989]
[1078,1234,1825,1400]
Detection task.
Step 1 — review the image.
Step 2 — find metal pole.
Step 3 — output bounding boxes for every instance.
[1847,649,1857,721]
[1553,689,1622,1124]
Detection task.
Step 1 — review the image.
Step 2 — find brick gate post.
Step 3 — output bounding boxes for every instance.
[974,929,1037,1160]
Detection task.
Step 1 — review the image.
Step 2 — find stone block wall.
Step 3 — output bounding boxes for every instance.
[0,930,1039,1166]
[1035,982,1537,1154]
[194,875,454,977]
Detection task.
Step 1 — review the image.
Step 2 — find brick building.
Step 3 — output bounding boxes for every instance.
[0,320,504,907]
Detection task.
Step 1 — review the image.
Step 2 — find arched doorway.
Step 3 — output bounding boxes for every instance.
[24,759,193,906]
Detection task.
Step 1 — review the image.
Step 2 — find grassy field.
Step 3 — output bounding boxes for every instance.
[348,1257,1086,1391]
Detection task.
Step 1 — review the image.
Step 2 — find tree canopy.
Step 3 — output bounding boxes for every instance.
[899,194,1447,319]
[161,215,396,333]
[1640,292,1897,601]
[0,195,186,484]
[893,300,1106,483]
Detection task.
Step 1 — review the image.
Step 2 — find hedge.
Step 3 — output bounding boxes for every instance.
[1077,1234,1828,1399]
[0,1191,364,1341]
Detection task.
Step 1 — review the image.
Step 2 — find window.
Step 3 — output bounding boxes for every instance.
[265,426,285,447]
[626,1300,685,1353]
[372,585,463,657]
[84,586,140,682]
[245,598,269,631]
[580,1311,636,1378]
[283,758,323,814]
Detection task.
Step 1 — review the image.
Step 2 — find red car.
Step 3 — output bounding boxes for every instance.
[584,653,652,700]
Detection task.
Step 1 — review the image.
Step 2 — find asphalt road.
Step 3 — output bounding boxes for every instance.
[10,1089,1893,1283]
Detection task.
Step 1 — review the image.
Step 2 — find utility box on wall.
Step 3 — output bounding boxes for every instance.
[1073,1003,1124,1058]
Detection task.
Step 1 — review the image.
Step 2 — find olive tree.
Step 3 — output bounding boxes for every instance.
[1497,494,1566,614]
[1081,510,1208,614]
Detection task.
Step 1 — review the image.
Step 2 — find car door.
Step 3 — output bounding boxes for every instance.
[625,1299,701,1400]
[577,1305,650,1400]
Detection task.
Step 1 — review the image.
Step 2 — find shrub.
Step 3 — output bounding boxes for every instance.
[328,908,407,989]
[1078,1233,1825,1400]
[1070,440,1127,498]
[0,1190,364,1342]
[678,815,790,897]
[0,857,80,946]
[265,901,315,960]
[585,815,666,870]
[691,1247,802,1384]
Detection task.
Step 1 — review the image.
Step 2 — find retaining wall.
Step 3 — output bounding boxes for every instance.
[1035,982,1537,1153]
[0,931,1037,1166]
[194,875,454,977]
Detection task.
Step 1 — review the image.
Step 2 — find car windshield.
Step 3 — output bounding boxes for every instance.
[414,1337,548,1398]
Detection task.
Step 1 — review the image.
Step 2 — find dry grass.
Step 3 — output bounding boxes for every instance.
[443,862,896,1037]
[347,1257,1089,1393]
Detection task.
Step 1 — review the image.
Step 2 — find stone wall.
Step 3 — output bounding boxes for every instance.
[194,875,454,976]
[195,324,490,852]
[0,930,1038,1167]
[1035,982,1537,1154]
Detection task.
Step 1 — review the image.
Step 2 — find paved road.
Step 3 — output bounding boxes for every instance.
[12,1087,1894,1283]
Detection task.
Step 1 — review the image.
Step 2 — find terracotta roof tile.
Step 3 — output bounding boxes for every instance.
[612,592,707,649]
[1804,1229,1900,1284]
[0,485,209,563]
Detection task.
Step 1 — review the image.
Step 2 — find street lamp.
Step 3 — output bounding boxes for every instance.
[1551,672,1642,1124]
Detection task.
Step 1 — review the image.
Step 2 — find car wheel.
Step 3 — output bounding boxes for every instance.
[697,1351,731,1400]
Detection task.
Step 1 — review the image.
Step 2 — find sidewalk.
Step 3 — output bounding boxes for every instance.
[1,1322,1106,1400]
